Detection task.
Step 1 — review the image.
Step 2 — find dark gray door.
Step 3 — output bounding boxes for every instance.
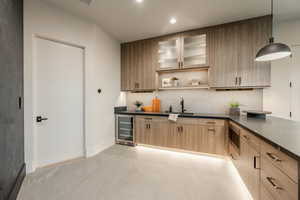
[0,0,24,200]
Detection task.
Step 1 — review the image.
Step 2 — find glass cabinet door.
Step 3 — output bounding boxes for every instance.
[182,34,207,68]
[158,38,180,70]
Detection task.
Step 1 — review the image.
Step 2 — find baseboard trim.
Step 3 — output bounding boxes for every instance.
[86,143,114,158]
[7,163,26,200]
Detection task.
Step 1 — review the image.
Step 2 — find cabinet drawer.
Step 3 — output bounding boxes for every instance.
[198,119,225,126]
[229,121,241,133]
[261,183,275,200]
[261,140,298,183]
[135,116,168,122]
[261,156,298,200]
[176,118,199,125]
[240,129,260,152]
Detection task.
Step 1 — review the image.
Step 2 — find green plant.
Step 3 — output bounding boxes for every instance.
[230,101,240,108]
[134,101,143,108]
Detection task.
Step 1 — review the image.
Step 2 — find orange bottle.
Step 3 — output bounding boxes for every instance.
[152,96,161,112]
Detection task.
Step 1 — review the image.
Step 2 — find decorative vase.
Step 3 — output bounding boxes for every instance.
[229,107,240,116]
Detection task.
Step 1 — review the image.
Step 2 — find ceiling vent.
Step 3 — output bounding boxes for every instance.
[80,0,93,6]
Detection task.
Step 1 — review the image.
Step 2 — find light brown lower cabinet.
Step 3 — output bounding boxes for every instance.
[135,116,227,156]
[135,116,169,147]
[229,122,299,200]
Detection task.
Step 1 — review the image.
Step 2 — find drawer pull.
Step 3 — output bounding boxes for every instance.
[230,153,236,160]
[266,152,282,162]
[266,177,282,190]
[208,128,215,132]
[207,121,216,125]
[243,135,250,140]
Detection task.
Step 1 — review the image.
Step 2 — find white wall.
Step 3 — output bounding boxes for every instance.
[24,0,120,173]
[263,19,300,119]
[126,90,263,114]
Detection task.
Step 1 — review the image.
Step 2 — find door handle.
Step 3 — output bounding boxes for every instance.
[36,116,48,123]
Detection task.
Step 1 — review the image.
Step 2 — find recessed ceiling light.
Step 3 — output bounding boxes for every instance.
[136,0,143,3]
[170,18,177,24]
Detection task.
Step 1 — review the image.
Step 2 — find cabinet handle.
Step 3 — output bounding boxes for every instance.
[243,135,250,140]
[239,77,242,86]
[266,152,282,162]
[178,62,181,68]
[181,126,183,133]
[266,177,282,190]
[230,153,236,160]
[235,77,238,85]
[254,156,260,169]
[208,128,215,132]
[206,121,216,125]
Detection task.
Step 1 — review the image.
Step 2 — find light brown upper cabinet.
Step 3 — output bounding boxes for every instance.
[209,16,272,88]
[121,15,272,91]
[121,39,157,91]
[158,31,209,70]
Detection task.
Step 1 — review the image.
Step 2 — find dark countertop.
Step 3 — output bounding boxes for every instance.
[116,110,300,160]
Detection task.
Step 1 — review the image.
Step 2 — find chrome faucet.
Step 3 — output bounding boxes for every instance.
[180,96,186,113]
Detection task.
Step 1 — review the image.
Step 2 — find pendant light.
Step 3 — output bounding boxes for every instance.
[255,0,292,62]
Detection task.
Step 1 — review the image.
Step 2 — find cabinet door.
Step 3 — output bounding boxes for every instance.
[158,36,181,70]
[168,122,183,149]
[251,16,272,87]
[182,31,208,68]
[237,21,255,87]
[121,40,157,91]
[181,124,203,152]
[121,43,133,91]
[202,125,226,155]
[239,136,260,200]
[209,25,239,88]
[141,39,157,90]
[150,118,170,147]
[237,17,272,87]
[246,145,260,200]
[135,118,151,144]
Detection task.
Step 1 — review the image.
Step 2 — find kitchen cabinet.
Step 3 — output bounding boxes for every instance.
[209,16,272,88]
[229,123,260,200]
[121,39,157,91]
[135,117,169,147]
[202,125,227,155]
[209,24,239,88]
[158,31,209,71]
[169,118,203,151]
[229,122,299,200]
[135,117,227,156]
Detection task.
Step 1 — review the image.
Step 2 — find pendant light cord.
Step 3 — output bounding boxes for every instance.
[270,0,274,43]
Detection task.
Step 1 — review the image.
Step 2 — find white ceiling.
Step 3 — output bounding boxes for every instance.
[42,0,300,42]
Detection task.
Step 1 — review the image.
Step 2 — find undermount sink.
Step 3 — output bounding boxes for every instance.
[165,112,194,116]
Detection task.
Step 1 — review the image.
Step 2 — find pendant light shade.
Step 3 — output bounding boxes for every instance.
[255,0,292,62]
[255,38,292,62]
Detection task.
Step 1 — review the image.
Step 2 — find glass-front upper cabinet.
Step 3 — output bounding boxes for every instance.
[157,33,208,70]
[182,34,207,68]
[158,38,181,70]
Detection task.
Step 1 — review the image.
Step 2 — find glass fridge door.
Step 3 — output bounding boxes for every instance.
[117,116,133,141]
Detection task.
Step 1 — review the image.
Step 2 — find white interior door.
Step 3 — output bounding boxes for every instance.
[290,46,300,121]
[34,37,84,168]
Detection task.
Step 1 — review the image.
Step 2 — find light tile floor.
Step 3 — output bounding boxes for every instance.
[18,145,252,200]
